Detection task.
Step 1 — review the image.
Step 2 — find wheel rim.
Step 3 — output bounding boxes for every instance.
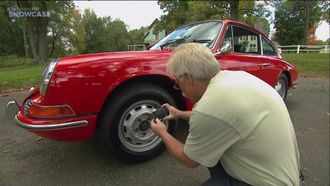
[275,79,285,99]
[118,100,166,152]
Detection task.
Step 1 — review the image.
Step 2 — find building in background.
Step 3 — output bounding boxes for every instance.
[143,19,166,48]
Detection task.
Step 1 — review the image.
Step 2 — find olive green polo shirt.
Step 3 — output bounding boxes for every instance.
[184,71,300,186]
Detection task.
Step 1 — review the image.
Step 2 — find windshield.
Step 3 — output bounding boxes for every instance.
[150,21,223,50]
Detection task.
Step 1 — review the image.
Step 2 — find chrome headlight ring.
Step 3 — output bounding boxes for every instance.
[40,59,58,96]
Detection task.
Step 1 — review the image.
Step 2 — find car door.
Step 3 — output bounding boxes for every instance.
[216,25,277,86]
[258,35,283,86]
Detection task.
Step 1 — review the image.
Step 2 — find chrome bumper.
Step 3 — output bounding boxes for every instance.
[6,100,88,131]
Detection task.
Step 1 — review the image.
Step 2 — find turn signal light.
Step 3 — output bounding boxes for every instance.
[27,103,75,119]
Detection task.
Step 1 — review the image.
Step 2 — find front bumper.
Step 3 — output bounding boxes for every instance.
[6,100,97,141]
[6,100,88,131]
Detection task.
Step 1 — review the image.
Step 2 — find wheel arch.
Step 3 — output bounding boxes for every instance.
[281,70,291,88]
[96,75,187,129]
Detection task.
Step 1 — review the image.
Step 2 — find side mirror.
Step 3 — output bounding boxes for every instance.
[216,40,232,56]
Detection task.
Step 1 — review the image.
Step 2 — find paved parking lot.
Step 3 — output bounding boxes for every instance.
[0,76,329,186]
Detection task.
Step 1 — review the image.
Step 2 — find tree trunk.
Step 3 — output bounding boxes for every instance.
[304,0,310,45]
[22,21,29,58]
[49,28,56,58]
[27,20,39,64]
[37,1,49,63]
[230,0,240,20]
[38,16,49,63]
[18,1,49,64]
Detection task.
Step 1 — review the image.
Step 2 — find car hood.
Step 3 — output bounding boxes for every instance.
[57,50,174,65]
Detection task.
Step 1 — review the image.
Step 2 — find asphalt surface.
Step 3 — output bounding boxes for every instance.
[0,76,329,186]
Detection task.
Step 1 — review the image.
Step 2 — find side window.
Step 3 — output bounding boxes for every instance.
[222,25,233,52]
[232,26,260,54]
[262,36,278,56]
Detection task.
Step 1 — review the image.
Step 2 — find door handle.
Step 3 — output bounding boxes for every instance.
[261,63,271,67]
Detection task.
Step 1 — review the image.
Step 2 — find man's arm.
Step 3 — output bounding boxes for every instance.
[160,131,198,168]
[177,110,192,121]
[150,118,198,168]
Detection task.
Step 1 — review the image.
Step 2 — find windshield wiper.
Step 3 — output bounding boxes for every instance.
[159,38,211,49]
[189,39,211,43]
[160,38,186,49]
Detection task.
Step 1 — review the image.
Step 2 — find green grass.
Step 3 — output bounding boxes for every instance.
[0,56,46,90]
[282,53,330,77]
[0,64,46,89]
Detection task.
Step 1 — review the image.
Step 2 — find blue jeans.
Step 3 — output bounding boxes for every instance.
[203,162,304,186]
[202,162,251,186]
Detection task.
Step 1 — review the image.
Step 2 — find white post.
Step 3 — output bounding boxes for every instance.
[325,45,328,53]
[297,45,300,54]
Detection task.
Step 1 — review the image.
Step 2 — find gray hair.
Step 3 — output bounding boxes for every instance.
[167,43,221,81]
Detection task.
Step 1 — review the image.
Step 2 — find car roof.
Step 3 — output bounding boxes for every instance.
[176,19,267,38]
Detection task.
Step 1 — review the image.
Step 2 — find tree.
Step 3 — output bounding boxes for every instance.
[82,9,110,53]
[82,9,129,53]
[106,19,129,51]
[274,0,322,45]
[156,0,271,35]
[156,0,189,33]
[239,1,271,35]
[0,1,85,60]
[229,0,240,20]
[47,2,81,57]
[320,1,330,23]
[16,1,50,64]
[67,7,86,55]
[0,1,26,57]
[0,1,74,63]
[326,38,330,45]
[128,27,147,45]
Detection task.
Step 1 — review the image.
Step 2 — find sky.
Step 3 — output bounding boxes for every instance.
[74,1,330,41]
[74,1,163,30]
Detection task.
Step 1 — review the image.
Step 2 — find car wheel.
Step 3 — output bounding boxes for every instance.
[99,83,176,163]
[275,74,288,101]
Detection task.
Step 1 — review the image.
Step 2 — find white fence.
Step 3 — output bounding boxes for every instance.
[277,45,330,54]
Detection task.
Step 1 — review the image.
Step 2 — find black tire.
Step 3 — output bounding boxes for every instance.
[275,74,288,101]
[99,83,177,163]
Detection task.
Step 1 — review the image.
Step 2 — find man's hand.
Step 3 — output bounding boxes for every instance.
[150,118,168,137]
[162,103,181,121]
[162,103,192,121]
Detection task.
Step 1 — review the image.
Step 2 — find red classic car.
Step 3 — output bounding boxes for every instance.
[6,20,297,163]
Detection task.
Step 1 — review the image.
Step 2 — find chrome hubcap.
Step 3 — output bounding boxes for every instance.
[118,100,166,152]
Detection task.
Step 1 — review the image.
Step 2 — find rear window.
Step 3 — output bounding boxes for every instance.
[261,36,278,56]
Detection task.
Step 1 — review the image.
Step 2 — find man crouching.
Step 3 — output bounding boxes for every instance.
[150,43,300,186]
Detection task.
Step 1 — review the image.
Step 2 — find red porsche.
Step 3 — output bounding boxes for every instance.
[6,20,297,162]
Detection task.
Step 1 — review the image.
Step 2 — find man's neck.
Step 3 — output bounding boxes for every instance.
[193,80,210,102]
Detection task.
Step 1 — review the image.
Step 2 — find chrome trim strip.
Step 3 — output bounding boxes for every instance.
[14,115,88,131]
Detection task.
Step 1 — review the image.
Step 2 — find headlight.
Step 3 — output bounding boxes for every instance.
[40,59,58,96]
